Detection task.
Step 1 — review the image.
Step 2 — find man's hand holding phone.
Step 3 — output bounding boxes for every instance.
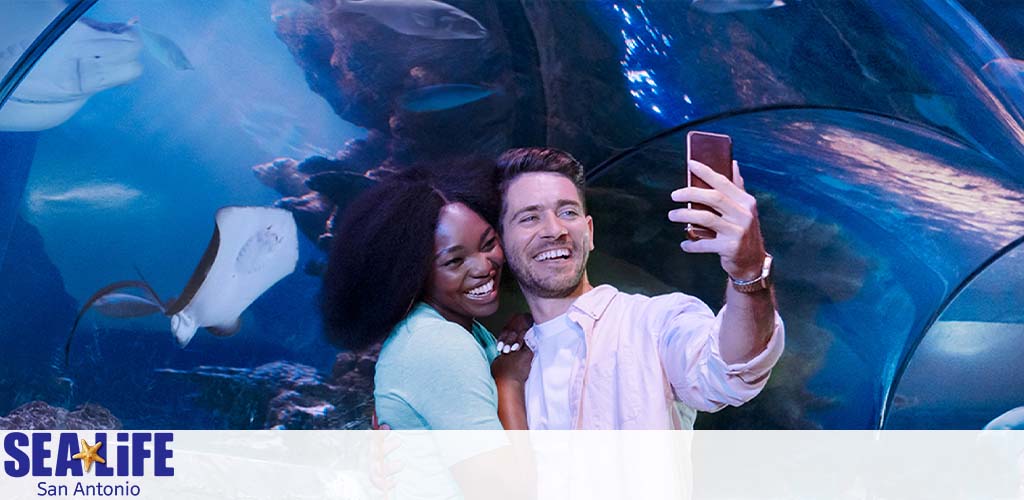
[668,132,767,281]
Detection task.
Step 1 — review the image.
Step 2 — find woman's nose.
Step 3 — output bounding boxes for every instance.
[469,255,497,277]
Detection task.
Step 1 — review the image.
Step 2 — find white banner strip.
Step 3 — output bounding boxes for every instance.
[1,431,1022,499]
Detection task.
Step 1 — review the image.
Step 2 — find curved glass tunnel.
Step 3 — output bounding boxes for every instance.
[1,0,1022,429]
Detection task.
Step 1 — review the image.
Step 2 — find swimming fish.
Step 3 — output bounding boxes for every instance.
[27,183,143,211]
[333,0,488,40]
[399,84,496,112]
[690,0,787,14]
[64,207,299,365]
[0,16,144,131]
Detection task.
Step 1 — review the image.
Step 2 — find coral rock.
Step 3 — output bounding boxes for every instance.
[0,401,122,430]
[252,157,311,198]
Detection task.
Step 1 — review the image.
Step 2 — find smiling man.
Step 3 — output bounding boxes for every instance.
[495,147,784,430]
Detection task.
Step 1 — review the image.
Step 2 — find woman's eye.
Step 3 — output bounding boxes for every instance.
[444,257,463,267]
[483,237,498,250]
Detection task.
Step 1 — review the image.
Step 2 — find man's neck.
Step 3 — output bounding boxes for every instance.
[523,278,594,324]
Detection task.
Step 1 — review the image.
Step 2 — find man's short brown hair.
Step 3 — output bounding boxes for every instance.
[496,147,586,223]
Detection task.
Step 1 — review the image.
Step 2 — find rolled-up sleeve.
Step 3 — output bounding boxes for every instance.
[650,295,785,412]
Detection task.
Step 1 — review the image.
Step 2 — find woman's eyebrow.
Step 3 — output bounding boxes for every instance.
[435,245,464,259]
[478,227,494,247]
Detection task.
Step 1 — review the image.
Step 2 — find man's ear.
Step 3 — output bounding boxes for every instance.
[586,215,595,251]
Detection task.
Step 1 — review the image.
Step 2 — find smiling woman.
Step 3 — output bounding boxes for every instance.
[320,158,501,354]
[320,157,534,498]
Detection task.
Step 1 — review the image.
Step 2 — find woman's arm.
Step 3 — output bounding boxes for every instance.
[492,313,534,430]
[493,350,532,429]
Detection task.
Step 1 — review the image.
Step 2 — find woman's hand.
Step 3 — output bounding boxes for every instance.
[492,347,533,430]
[496,312,533,354]
[491,345,533,385]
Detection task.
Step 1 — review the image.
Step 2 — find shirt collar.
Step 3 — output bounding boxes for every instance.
[568,284,619,321]
[524,284,619,349]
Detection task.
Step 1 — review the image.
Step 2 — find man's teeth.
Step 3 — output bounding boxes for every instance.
[535,249,571,262]
[467,280,494,296]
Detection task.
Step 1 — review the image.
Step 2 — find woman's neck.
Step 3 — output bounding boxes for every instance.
[424,300,473,332]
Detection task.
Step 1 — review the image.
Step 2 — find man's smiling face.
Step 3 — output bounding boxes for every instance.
[500,172,594,298]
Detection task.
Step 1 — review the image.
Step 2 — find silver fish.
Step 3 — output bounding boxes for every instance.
[400,84,496,112]
[27,183,143,211]
[690,0,787,14]
[334,0,487,40]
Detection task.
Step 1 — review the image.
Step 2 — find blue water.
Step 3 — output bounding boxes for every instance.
[5,0,1024,431]
[23,0,363,304]
[7,0,364,427]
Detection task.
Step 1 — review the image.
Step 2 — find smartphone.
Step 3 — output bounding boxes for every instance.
[686,131,734,240]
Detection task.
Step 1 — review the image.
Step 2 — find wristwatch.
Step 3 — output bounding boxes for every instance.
[730,253,773,293]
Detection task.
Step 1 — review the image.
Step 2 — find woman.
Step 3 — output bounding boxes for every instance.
[321,158,532,431]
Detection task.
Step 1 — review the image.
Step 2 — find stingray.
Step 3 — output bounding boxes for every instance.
[64,206,299,365]
[0,16,143,131]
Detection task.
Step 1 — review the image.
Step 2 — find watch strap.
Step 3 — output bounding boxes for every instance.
[730,253,773,293]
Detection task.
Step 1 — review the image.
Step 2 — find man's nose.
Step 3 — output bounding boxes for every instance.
[539,212,568,239]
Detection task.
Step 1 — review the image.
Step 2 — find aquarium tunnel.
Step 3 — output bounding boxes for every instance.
[1,0,1023,430]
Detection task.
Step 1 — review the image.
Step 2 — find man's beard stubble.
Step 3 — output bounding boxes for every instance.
[508,236,590,299]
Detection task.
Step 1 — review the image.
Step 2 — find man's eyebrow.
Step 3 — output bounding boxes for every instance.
[508,204,543,221]
[435,245,464,260]
[556,199,582,208]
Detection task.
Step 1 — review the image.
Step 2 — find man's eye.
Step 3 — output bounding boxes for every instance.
[559,209,579,218]
[519,215,538,224]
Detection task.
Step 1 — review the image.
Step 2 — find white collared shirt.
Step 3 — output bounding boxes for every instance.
[524,312,585,430]
[522,285,785,429]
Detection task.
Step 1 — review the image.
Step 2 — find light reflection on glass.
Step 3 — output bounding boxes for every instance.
[926,321,1018,357]
[816,125,1024,245]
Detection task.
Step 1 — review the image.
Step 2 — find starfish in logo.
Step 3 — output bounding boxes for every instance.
[72,439,106,472]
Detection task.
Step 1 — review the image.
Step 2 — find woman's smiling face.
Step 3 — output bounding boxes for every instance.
[423,202,504,330]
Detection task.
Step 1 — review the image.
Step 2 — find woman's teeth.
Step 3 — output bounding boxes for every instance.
[466,279,494,296]
[535,249,570,261]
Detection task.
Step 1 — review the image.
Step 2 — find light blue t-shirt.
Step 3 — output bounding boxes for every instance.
[374,302,503,430]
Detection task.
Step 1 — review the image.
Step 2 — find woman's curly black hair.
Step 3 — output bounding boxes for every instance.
[320,158,499,352]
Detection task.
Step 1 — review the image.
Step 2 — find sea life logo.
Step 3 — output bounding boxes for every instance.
[2,432,173,497]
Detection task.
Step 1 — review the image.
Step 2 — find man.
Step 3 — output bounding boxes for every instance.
[494,147,783,430]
